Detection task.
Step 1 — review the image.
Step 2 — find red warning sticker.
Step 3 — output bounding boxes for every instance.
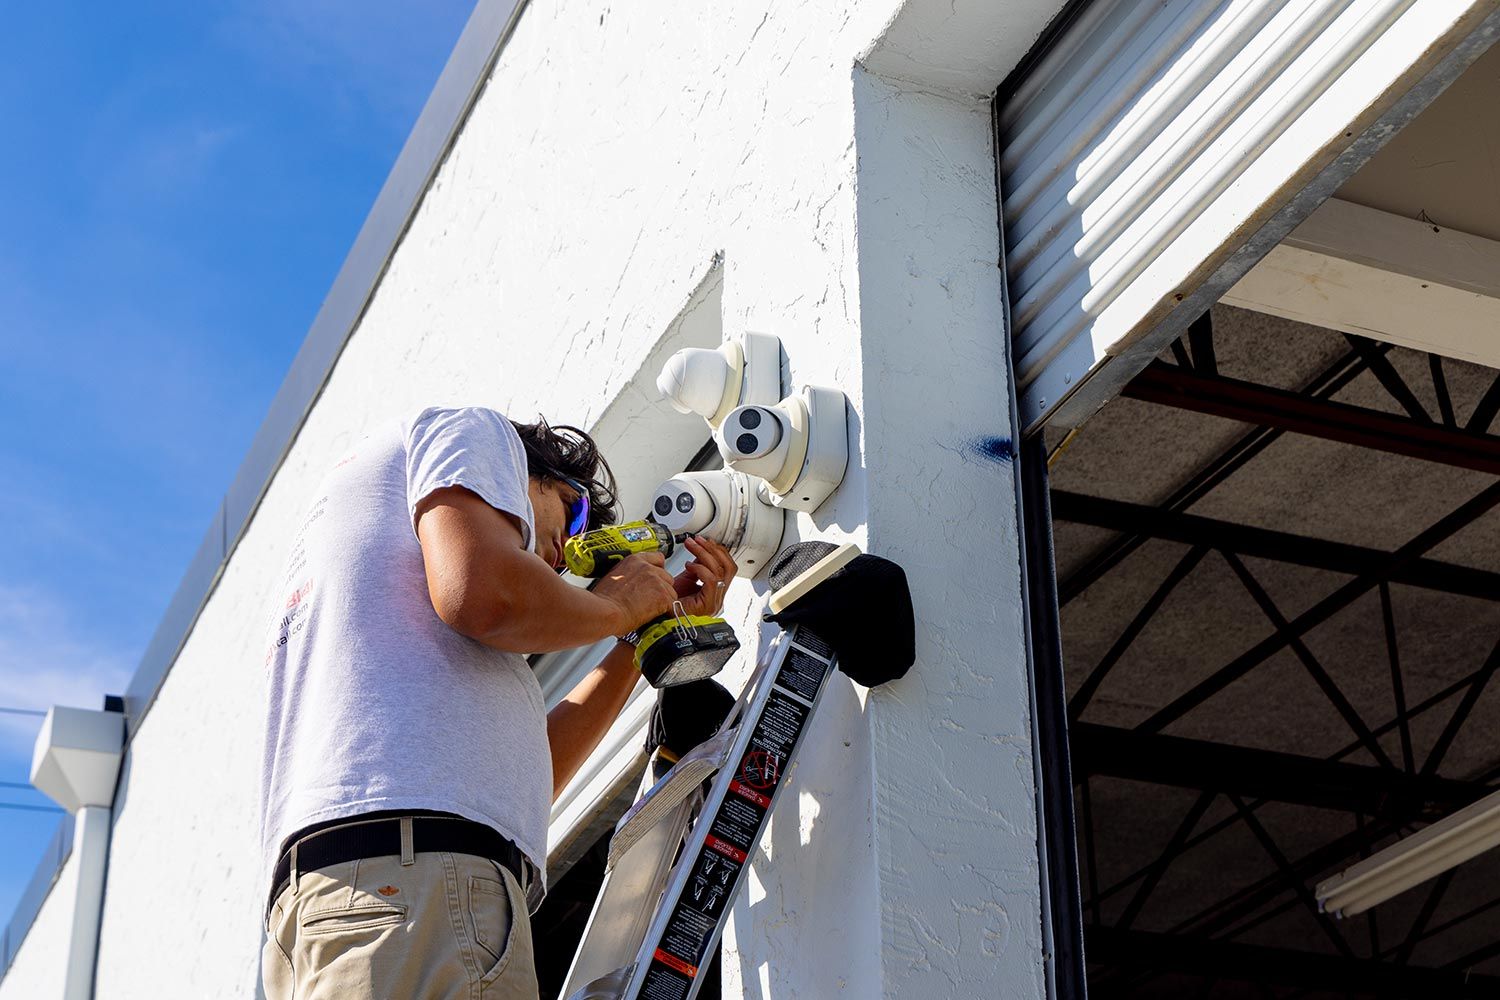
[652,948,698,978]
[739,750,779,790]
[729,779,771,808]
[704,835,748,864]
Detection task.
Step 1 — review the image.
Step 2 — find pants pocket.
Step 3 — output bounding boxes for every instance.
[299,901,409,936]
[261,930,294,999]
[467,873,515,974]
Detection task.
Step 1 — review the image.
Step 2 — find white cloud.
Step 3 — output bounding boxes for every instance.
[0,584,134,757]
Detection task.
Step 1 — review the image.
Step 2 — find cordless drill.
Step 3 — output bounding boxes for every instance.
[563,520,739,688]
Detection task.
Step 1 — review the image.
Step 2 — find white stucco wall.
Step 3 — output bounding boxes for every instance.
[0,855,75,1000]
[75,0,1063,997]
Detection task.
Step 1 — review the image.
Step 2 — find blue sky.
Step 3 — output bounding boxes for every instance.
[0,0,475,928]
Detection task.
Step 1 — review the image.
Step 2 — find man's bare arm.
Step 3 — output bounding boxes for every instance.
[547,536,739,800]
[414,486,675,653]
[548,641,641,799]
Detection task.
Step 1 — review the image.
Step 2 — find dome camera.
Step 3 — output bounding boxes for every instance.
[647,470,785,575]
[716,403,795,485]
[714,387,848,513]
[656,331,782,428]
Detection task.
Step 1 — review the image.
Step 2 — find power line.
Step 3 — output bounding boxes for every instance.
[0,706,46,717]
[0,781,37,791]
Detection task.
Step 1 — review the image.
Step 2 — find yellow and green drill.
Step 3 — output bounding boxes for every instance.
[563,521,739,688]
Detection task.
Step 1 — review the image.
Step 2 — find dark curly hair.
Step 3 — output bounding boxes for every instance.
[510,416,619,530]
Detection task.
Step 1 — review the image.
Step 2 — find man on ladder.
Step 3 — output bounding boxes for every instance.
[257,406,738,1000]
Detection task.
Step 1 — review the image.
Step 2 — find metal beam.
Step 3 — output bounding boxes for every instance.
[1222,552,1394,769]
[1187,313,1216,375]
[1229,794,1353,959]
[1379,583,1416,773]
[1342,333,1430,423]
[1087,663,1498,920]
[1068,545,1208,720]
[1018,437,1089,996]
[1072,725,1478,819]
[1140,481,1500,734]
[1088,928,1500,997]
[1058,347,1376,605]
[1122,361,1500,476]
[1469,373,1500,433]
[1115,791,1216,933]
[1051,491,1500,603]
[1160,661,1500,942]
[1421,636,1500,778]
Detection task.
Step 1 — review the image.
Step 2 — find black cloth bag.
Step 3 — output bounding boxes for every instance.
[762,541,915,688]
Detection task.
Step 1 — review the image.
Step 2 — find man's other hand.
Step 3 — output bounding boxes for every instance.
[672,536,738,618]
[592,552,677,634]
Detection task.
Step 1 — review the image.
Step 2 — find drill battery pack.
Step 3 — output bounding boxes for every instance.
[631,613,740,688]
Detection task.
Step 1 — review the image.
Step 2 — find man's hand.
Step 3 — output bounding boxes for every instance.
[671,536,738,618]
[591,552,678,634]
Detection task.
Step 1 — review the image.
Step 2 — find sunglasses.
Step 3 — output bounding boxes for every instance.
[562,477,591,540]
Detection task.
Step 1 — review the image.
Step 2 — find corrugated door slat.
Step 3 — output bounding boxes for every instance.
[999,0,1496,433]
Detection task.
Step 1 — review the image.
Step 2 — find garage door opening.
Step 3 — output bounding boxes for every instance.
[1046,306,1500,997]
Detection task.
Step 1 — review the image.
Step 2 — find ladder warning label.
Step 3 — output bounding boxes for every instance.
[704,835,747,863]
[639,669,821,998]
[729,779,771,808]
[777,648,829,702]
[792,628,834,660]
[639,965,691,1000]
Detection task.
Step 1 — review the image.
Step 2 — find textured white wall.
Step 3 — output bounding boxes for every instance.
[0,856,75,1000]
[78,0,1059,996]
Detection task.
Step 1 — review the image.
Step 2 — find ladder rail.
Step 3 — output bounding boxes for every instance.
[561,776,700,995]
[617,624,836,1000]
[561,639,784,1000]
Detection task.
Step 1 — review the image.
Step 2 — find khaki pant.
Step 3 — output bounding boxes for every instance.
[263,847,539,1000]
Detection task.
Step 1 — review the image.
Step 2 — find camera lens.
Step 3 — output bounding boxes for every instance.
[676,492,694,513]
[735,432,758,454]
[654,495,673,517]
[739,408,762,429]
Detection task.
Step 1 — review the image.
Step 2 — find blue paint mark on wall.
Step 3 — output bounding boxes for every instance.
[970,435,1014,464]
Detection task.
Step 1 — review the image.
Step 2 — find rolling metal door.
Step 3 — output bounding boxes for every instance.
[999,0,1499,435]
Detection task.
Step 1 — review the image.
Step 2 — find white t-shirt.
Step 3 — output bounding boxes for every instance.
[258,406,552,908]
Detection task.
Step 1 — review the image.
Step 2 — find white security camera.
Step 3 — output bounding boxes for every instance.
[714,386,848,513]
[716,405,793,483]
[648,470,785,575]
[656,331,782,428]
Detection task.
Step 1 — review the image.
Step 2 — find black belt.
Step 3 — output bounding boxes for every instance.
[268,816,526,915]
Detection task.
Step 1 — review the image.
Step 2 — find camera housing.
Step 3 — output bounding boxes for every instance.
[655,331,782,428]
[648,470,785,575]
[714,386,848,513]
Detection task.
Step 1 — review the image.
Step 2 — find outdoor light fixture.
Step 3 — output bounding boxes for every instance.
[1315,787,1500,918]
